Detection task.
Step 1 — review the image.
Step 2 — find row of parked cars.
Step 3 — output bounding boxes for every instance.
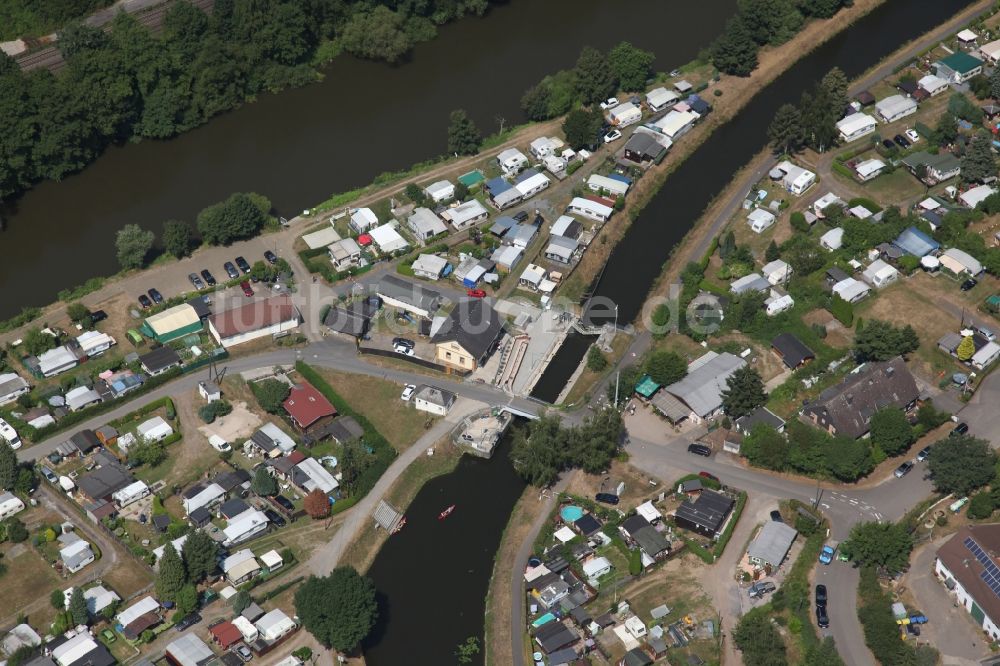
[138,251,278,308]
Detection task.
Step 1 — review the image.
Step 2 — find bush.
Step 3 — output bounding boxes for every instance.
[968,492,994,519]
[586,346,608,372]
[790,211,809,232]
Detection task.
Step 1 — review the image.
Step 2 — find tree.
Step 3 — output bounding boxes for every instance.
[574,46,615,105]
[740,0,803,45]
[156,542,187,601]
[842,521,913,572]
[15,467,36,495]
[767,103,804,154]
[304,489,330,519]
[66,302,90,323]
[404,183,425,204]
[175,584,198,616]
[199,400,232,423]
[990,65,1000,100]
[521,82,554,120]
[935,112,959,146]
[115,223,155,270]
[338,6,411,63]
[963,132,997,184]
[826,436,875,481]
[197,192,267,245]
[231,590,252,614]
[50,589,64,610]
[455,637,480,664]
[957,335,975,361]
[294,567,378,652]
[69,587,89,626]
[801,0,845,18]
[928,435,997,496]
[742,424,789,470]
[253,378,290,413]
[720,366,767,418]
[162,220,194,258]
[446,109,481,156]
[608,41,654,91]
[733,607,786,665]
[586,345,607,372]
[453,182,469,201]
[21,327,56,357]
[645,350,687,385]
[719,230,737,260]
[820,67,849,113]
[804,637,844,666]
[711,16,758,77]
[129,440,167,467]
[6,518,27,543]
[0,444,17,490]
[252,466,278,497]
[853,319,919,361]
[562,107,603,150]
[968,492,994,519]
[949,92,984,123]
[869,408,914,457]
[182,529,218,582]
[764,240,780,262]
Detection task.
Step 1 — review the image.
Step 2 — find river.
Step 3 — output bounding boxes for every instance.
[0,0,735,319]
[529,0,980,403]
[362,431,526,666]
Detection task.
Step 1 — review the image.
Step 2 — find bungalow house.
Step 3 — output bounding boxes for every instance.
[875,94,918,122]
[117,596,162,640]
[519,264,548,291]
[659,351,746,424]
[182,482,225,515]
[894,226,940,257]
[349,208,379,234]
[934,525,1000,642]
[803,357,919,438]
[748,521,798,569]
[901,151,961,184]
[323,301,374,339]
[510,223,538,250]
[940,248,984,276]
[292,457,339,494]
[165,634,216,666]
[411,253,449,280]
[771,332,815,369]
[774,160,816,195]
[83,585,121,616]
[734,406,786,435]
[65,386,101,412]
[649,109,698,140]
[423,180,455,203]
[835,112,877,142]
[59,538,95,573]
[961,184,998,208]
[854,158,886,182]
[497,148,529,176]
[77,463,133,503]
[582,556,613,585]
[441,199,489,231]
[255,608,297,643]
[812,192,845,218]
[431,299,504,371]
[484,178,522,210]
[762,259,792,285]
[918,73,949,96]
[544,236,579,265]
[747,208,776,233]
[729,273,771,295]
[529,136,563,159]
[377,275,442,319]
[37,346,80,378]
[646,86,680,111]
[491,245,524,273]
[619,515,670,561]
[566,197,613,223]
[674,489,735,539]
[623,131,669,164]
[587,174,629,198]
[208,296,301,349]
[413,385,457,416]
[222,549,262,585]
[141,304,202,343]
[328,238,362,272]
[935,51,983,83]
[820,227,844,251]
[862,259,899,289]
[407,207,448,240]
[832,277,871,303]
[248,422,297,458]
[283,381,336,433]
[223,509,269,546]
[76,331,115,357]
[513,169,551,200]
[982,38,1000,64]
[453,256,489,287]
[50,632,115,666]
[369,223,409,254]
[608,101,642,126]
[973,341,1000,370]
[139,346,182,376]
[0,373,29,406]
[137,416,173,442]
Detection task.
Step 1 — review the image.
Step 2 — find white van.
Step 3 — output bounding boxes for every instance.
[0,418,21,449]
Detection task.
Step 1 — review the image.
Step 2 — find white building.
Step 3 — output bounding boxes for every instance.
[875,94,918,122]
[762,259,792,285]
[441,199,489,231]
[38,345,79,378]
[423,180,455,203]
[519,264,547,291]
[294,457,339,494]
[413,385,456,416]
[328,237,362,272]
[543,154,566,175]
[83,585,121,615]
[747,208,776,233]
[836,112,877,142]
[76,330,115,357]
[566,197,613,222]
[349,208,379,233]
[529,136,563,159]
[208,296,301,349]
[820,227,844,251]
[112,481,150,508]
[0,491,25,520]
[223,509,270,546]
[960,184,997,208]
[854,158,886,182]
[832,277,871,303]
[587,174,629,198]
[183,483,226,515]
[646,87,680,112]
[65,386,101,412]
[775,160,816,195]
[222,549,261,585]
[582,556,613,584]
[650,109,698,140]
[862,259,899,289]
[0,372,30,406]
[411,254,449,281]
[608,102,642,127]
[406,207,448,241]
[255,609,297,642]
[513,171,551,200]
[137,416,173,442]
[369,223,409,254]
[59,539,95,573]
[812,192,845,218]
[918,74,949,96]
[497,148,529,175]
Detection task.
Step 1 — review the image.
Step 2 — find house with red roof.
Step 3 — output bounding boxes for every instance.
[209,620,243,650]
[282,381,337,433]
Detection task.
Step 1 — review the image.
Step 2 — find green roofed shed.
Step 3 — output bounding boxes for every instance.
[458,170,485,187]
[635,374,661,399]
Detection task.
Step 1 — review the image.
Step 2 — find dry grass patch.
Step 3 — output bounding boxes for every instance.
[566,461,661,508]
[102,555,155,599]
[802,309,852,348]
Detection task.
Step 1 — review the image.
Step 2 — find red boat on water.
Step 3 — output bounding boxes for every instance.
[438,504,456,520]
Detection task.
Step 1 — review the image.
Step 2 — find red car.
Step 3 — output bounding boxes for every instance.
[240,281,254,297]
[699,471,719,483]
[467,288,487,298]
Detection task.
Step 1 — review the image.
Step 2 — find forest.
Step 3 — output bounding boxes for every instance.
[0,0,494,202]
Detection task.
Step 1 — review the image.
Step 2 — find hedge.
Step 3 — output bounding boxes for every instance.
[830,161,854,179]
[713,490,747,558]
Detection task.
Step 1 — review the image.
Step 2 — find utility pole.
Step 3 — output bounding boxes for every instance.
[615,371,620,407]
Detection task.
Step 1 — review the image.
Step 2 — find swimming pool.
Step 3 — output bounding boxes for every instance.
[531,612,556,628]
[560,505,583,522]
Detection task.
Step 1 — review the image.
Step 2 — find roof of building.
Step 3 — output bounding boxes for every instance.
[664,352,746,418]
[675,489,735,534]
[293,456,339,494]
[937,525,1000,627]
[941,247,984,275]
[327,415,364,444]
[534,621,578,653]
[138,346,182,373]
[431,299,505,361]
[50,633,115,666]
[803,357,919,438]
[735,407,786,434]
[165,633,215,666]
[210,621,243,649]
[83,585,121,615]
[117,596,159,628]
[77,463,133,500]
[633,524,670,556]
[377,275,442,313]
[574,513,602,536]
[210,295,299,340]
[748,521,798,566]
[894,226,940,257]
[414,385,456,408]
[938,51,983,73]
[283,381,336,429]
[144,304,200,337]
[771,332,815,368]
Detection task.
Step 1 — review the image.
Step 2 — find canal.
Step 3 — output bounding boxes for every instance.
[530,0,979,403]
[0,0,735,319]
[362,430,526,666]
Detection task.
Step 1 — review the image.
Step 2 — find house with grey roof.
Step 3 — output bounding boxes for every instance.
[748,521,798,569]
[431,299,505,371]
[0,372,30,406]
[377,275,442,319]
[413,385,456,416]
[660,351,746,424]
[729,273,771,295]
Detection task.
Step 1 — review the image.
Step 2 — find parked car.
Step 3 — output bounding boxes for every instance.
[235,256,251,274]
[138,294,152,309]
[240,281,254,297]
[893,134,910,148]
[272,495,295,513]
[513,211,529,223]
[467,288,487,298]
[603,129,622,143]
[264,250,278,265]
[599,97,620,110]
[905,129,920,143]
[687,443,711,457]
[951,422,969,436]
[769,510,784,523]
[916,445,932,462]
[88,310,108,325]
[174,613,202,632]
[961,278,978,291]
[978,326,996,341]
[394,344,415,356]
[264,509,286,528]
[209,436,231,453]
[816,605,829,628]
[40,466,58,483]
[882,139,895,150]
[224,262,240,279]
[201,269,217,287]
[595,492,620,505]
[392,337,415,349]
[234,644,253,662]
[699,471,719,483]
[400,384,416,401]
[894,461,914,478]
[819,545,836,565]
[101,629,116,643]
[815,584,828,607]
[148,288,164,304]
[748,581,776,598]
[188,273,205,290]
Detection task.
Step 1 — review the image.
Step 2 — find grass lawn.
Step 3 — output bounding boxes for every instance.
[861,168,925,204]
[1,543,62,614]
[315,369,436,451]
[102,554,156,601]
[560,333,633,407]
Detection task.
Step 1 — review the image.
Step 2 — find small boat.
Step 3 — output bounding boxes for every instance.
[392,517,406,534]
[438,504,456,520]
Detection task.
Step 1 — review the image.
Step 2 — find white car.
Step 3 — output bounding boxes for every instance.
[401,384,416,401]
[599,97,620,110]
[208,435,231,452]
[904,129,920,143]
[603,130,622,144]
[394,345,414,356]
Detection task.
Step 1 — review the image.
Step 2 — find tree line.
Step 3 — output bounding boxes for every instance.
[509,409,625,487]
[0,0,496,203]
